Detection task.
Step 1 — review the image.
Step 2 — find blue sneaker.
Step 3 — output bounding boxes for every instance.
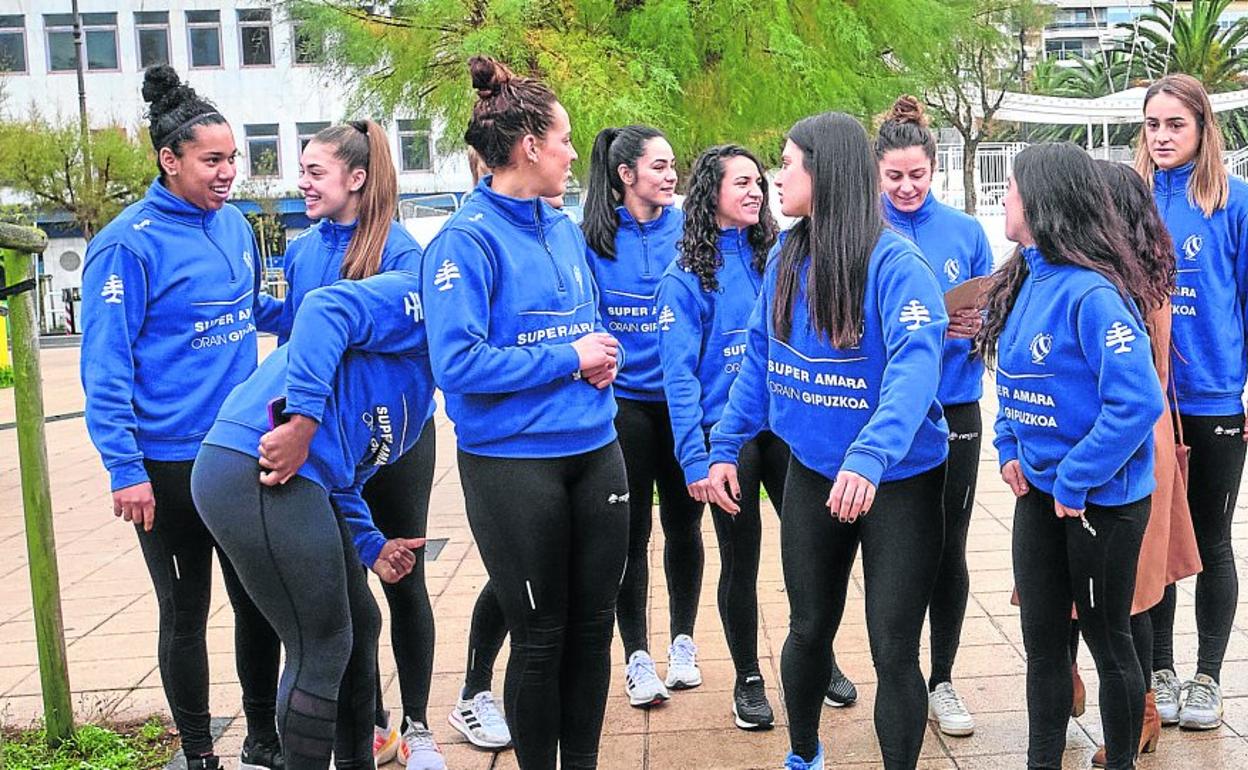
[784,743,825,770]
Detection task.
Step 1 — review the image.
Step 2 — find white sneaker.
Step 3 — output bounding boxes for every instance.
[373,710,400,764]
[1153,669,1181,725]
[397,718,446,770]
[665,634,702,689]
[448,690,511,749]
[928,682,975,737]
[1178,674,1224,730]
[625,650,671,707]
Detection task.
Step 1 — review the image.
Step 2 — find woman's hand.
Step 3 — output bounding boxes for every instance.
[258,415,319,486]
[707,462,741,514]
[1054,500,1085,519]
[686,478,714,504]
[947,308,983,340]
[571,333,619,372]
[581,359,618,390]
[827,470,876,523]
[371,537,427,584]
[1001,460,1029,497]
[114,481,156,532]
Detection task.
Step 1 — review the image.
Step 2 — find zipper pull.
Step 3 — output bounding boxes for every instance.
[1079,515,1097,538]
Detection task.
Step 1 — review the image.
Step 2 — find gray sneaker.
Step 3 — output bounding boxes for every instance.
[1178,674,1223,730]
[1152,669,1181,726]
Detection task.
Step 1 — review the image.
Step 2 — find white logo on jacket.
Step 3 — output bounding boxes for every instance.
[404,291,424,323]
[1105,321,1136,354]
[101,274,125,304]
[573,266,584,295]
[434,259,461,291]
[658,305,675,331]
[898,299,931,330]
[1029,333,1053,364]
[1182,234,1203,261]
[944,259,960,283]
[131,219,152,231]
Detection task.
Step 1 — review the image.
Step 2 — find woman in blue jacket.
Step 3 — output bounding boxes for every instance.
[192,272,433,770]
[1136,74,1248,730]
[258,120,451,770]
[656,143,783,729]
[708,112,949,770]
[981,143,1164,770]
[581,125,705,706]
[876,95,993,736]
[421,57,628,770]
[79,65,281,770]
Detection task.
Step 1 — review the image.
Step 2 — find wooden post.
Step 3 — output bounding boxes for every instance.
[1,222,73,745]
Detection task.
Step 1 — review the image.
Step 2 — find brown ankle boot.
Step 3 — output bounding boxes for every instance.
[1072,663,1086,718]
[1090,690,1161,767]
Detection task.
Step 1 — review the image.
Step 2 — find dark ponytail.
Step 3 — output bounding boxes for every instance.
[581,125,665,260]
[142,65,227,177]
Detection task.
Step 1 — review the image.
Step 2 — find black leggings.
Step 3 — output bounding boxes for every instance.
[367,420,436,728]
[780,458,944,767]
[614,398,705,655]
[139,459,280,758]
[929,402,982,689]
[1014,489,1148,770]
[1150,412,1244,682]
[463,580,508,698]
[192,446,381,770]
[1073,611,1154,694]
[710,431,789,679]
[458,443,629,770]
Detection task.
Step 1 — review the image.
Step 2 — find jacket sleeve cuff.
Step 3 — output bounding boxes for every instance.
[840,451,886,488]
[555,344,582,379]
[109,460,150,492]
[285,386,329,423]
[355,531,386,570]
[708,441,741,467]
[1052,478,1088,511]
[994,439,1019,468]
[683,458,710,486]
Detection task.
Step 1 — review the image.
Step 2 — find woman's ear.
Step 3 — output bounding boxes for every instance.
[159,146,180,176]
[617,163,635,187]
[348,167,367,193]
[522,134,540,164]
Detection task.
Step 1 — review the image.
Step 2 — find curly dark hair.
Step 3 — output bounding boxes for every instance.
[677,145,778,292]
[1094,160,1176,313]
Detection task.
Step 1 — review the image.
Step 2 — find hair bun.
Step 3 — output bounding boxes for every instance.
[141,65,186,107]
[469,55,513,99]
[885,95,928,128]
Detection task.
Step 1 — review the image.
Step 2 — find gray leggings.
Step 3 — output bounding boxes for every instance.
[191,445,380,770]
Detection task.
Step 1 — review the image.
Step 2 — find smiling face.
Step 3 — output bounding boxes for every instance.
[716,154,766,230]
[775,139,812,218]
[160,122,238,211]
[299,139,366,223]
[879,146,933,212]
[621,136,678,211]
[1144,92,1202,170]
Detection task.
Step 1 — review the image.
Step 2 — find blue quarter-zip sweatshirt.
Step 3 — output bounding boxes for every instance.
[883,193,993,406]
[422,177,618,458]
[658,228,765,485]
[993,247,1163,509]
[258,219,424,345]
[81,179,266,491]
[586,205,684,400]
[1153,162,1248,415]
[709,229,950,485]
[205,272,435,568]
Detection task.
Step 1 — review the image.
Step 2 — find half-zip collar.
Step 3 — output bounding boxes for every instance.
[1021,245,1061,282]
[617,205,671,277]
[1154,161,1194,201]
[882,192,937,235]
[318,218,358,251]
[473,175,564,229]
[146,177,220,228]
[719,227,761,292]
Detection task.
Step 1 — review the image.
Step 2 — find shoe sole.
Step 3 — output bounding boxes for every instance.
[447,712,511,749]
[732,704,774,731]
[1178,717,1223,730]
[666,677,702,690]
[1158,711,1179,727]
[934,722,975,737]
[239,762,274,770]
[823,696,856,708]
[371,743,399,766]
[628,692,670,708]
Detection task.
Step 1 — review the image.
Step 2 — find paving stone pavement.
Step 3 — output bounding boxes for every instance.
[4,340,1248,768]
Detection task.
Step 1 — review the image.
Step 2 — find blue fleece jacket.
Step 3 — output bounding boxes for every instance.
[586,205,684,400]
[81,179,268,491]
[1153,162,1248,415]
[204,272,435,568]
[257,219,424,345]
[709,229,949,485]
[883,193,993,406]
[992,247,1163,509]
[658,228,765,485]
[421,177,618,458]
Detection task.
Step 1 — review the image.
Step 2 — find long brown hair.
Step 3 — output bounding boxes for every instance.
[1095,160,1176,313]
[1134,74,1228,217]
[312,120,399,280]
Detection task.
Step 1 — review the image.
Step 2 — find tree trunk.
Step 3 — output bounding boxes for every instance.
[963,136,979,215]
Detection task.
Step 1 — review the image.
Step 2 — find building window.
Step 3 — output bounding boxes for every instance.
[45,13,118,72]
[297,122,331,152]
[187,10,222,69]
[238,9,273,67]
[1044,38,1095,61]
[292,23,324,65]
[398,119,432,172]
[0,16,26,73]
[135,11,169,69]
[246,124,281,177]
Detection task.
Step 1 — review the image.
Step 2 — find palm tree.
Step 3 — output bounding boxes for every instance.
[1121,0,1248,92]
[1026,50,1144,145]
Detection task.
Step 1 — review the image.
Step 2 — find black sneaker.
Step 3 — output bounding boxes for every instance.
[732,674,775,730]
[240,734,285,770]
[186,755,221,770]
[823,661,858,707]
